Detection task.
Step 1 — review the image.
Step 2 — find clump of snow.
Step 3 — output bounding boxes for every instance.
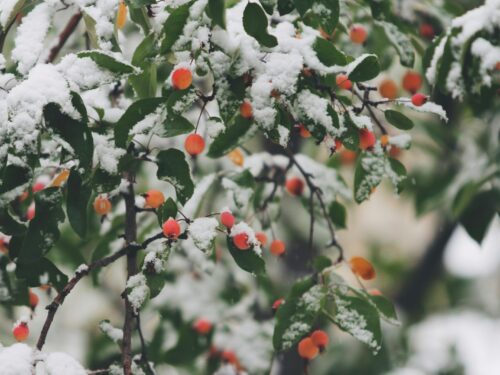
[99,320,124,343]
[222,177,253,211]
[398,100,448,122]
[188,217,219,251]
[92,133,126,174]
[57,54,116,90]
[126,273,149,313]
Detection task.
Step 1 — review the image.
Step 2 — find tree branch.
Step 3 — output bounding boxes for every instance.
[46,11,82,63]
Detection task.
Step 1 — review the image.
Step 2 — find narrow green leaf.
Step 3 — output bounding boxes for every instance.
[207,116,252,158]
[313,37,347,66]
[160,2,192,54]
[348,54,380,82]
[329,201,347,229]
[162,114,194,137]
[375,20,415,67]
[207,0,226,29]
[78,51,136,74]
[156,149,194,205]
[384,110,414,130]
[66,170,91,238]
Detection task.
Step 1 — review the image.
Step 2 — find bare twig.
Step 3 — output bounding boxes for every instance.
[46,11,82,63]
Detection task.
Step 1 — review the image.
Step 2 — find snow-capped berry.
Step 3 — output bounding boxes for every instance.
[255,232,268,247]
[402,71,422,94]
[359,129,376,150]
[184,133,205,156]
[26,204,35,221]
[379,79,398,99]
[411,93,428,107]
[336,74,352,90]
[116,1,127,29]
[144,190,165,209]
[12,322,29,342]
[285,177,305,196]
[272,298,284,311]
[233,233,250,250]
[29,290,39,309]
[162,218,181,239]
[93,196,111,216]
[350,25,368,44]
[193,319,212,335]
[310,330,329,349]
[220,211,235,229]
[239,101,253,119]
[32,182,45,193]
[349,256,376,280]
[270,240,286,256]
[172,68,192,90]
[298,337,319,360]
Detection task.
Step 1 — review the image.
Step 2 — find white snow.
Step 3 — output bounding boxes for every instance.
[188,217,219,251]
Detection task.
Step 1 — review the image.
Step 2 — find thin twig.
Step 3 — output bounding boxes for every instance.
[46,11,82,63]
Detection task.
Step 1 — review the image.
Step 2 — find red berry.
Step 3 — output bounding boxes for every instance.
[162,218,181,239]
[12,322,29,342]
[272,298,284,311]
[334,139,342,151]
[297,124,311,138]
[172,68,192,90]
[221,350,238,364]
[144,190,165,209]
[359,129,376,150]
[233,233,250,250]
[29,290,39,309]
[32,182,45,192]
[255,232,268,247]
[402,71,422,94]
[270,240,286,256]
[26,204,35,221]
[419,24,435,40]
[193,318,212,335]
[298,337,319,360]
[310,330,329,349]
[411,93,428,107]
[285,177,305,196]
[184,133,205,156]
[240,101,253,119]
[336,74,352,90]
[350,25,368,44]
[220,211,235,229]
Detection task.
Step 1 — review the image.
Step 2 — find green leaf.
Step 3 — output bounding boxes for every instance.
[364,0,391,20]
[313,255,333,272]
[162,114,194,137]
[375,20,415,67]
[388,158,407,194]
[207,0,226,29]
[353,152,382,203]
[114,97,165,148]
[278,0,294,15]
[459,190,500,244]
[302,0,340,34]
[160,2,192,54]
[328,201,347,229]
[66,170,91,238]
[128,6,151,34]
[243,3,278,48]
[16,257,68,292]
[130,34,158,98]
[348,54,380,82]
[366,293,398,324]
[293,0,313,16]
[313,37,347,66]
[0,163,31,204]
[273,277,326,351]
[43,103,94,174]
[77,51,135,74]
[157,198,178,225]
[207,116,252,158]
[0,256,29,305]
[164,321,212,364]
[0,209,27,236]
[156,149,194,205]
[384,110,414,130]
[226,236,266,276]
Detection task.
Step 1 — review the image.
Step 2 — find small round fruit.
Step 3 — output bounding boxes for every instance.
[380,134,390,147]
[26,204,35,221]
[402,71,422,94]
[411,93,428,107]
[272,298,284,311]
[227,149,244,166]
[310,330,329,349]
[29,290,39,309]
[221,350,238,365]
[255,232,268,247]
[233,233,250,251]
[286,177,305,196]
[334,139,342,151]
[298,337,319,360]
[240,101,253,119]
[220,211,235,229]
[350,25,368,44]
[349,256,376,280]
[336,74,352,90]
[379,79,398,100]
[359,129,376,150]
[419,23,435,39]
[12,323,29,342]
[144,190,165,209]
[270,240,286,256]
[297,124,311,138]
[162,218,181,239]
[172,68,192,90]
[32,182,45,193]
[193,319,212,335]
[340,149,357,164]
[184,133,205,156]
[94,196,111,216]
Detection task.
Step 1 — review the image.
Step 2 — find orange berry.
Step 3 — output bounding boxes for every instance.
[12,322,29,342]
[272,298,284,311]
[298,337,319,360]
[93,196,111,216]
[193,319,212,335]
[310,330,329,349]
[29,290,39,309]
[227,149,244,166]
[334,139,342,151]
[239,101,253,119]
[184,133,205,156]
[336,74,352,90]
[419,24,434,40]
[270,240,285,256]
[340,149,357,164]
[144,190,165,209]
[26,204,35,221]
[285,177,305,196]
[50,169,70,187]
[221,350,238,364]
[233,233,250,250]
[220,211,235,229]
[402,71,422,94]
[411,93,428,106]
[297,124,311,138]
[116,1,127,29]
[350,25,368,44]
[379,79,398,100]
[380,134,390,147]
[359,129,376,150]
[255,232,268,247]
[172,68,192,90]
[349,256,376,280]
[389,146,401,159]
[162,218,181,239]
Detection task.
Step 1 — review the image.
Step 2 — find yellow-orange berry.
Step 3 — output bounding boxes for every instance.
[379,79,398,100]
[13,322,29,342]
[162,218,181,239]
[310,330,329,349]
[233,233,250,250]
[93,196,111,216]
[240,101,253,119]
[285,177,305,196]
[349,256,376,280]
[116,1,127,29]
[359,129,376,150]
[402,71,422,94]
[270,240,286,256]
[144,190,165,209]
[350,25,368,44]
[298,337,319,360]
[380,134,390,147]
[184,133,205,156]
[227,149,244,166]
[172,68,192,90]
[336,74,352,90]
